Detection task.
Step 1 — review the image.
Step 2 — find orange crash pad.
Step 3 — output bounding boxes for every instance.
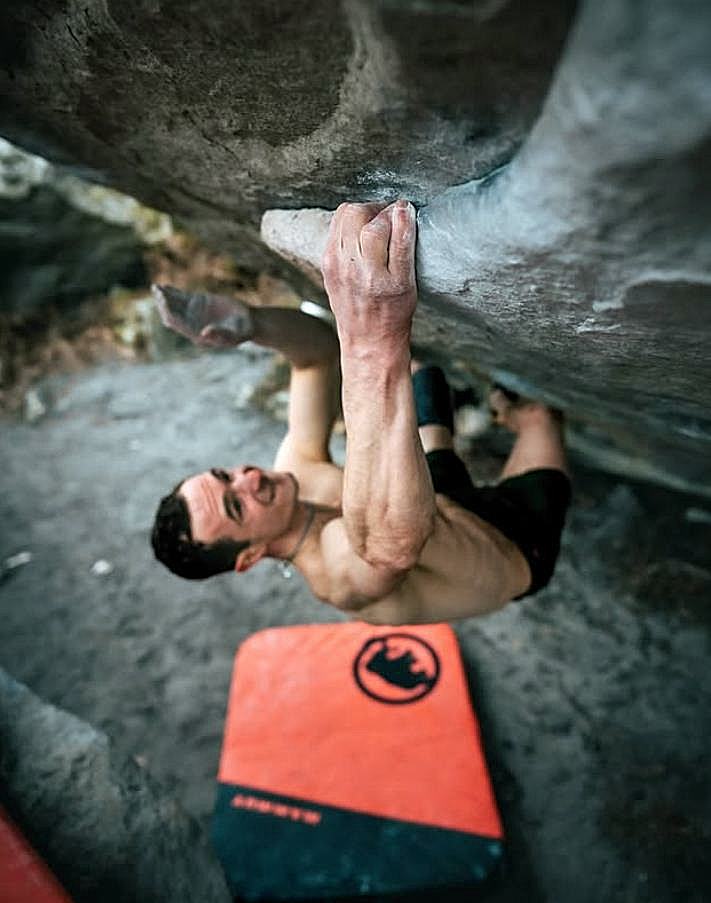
[212,622,504,899]
[0,806,73,903]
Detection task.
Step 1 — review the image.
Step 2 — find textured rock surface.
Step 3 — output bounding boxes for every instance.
[0,0,574,265]
[415,0,711,495]
[0,668,230,903]
[262,0,711,495]
[1,0,708,493]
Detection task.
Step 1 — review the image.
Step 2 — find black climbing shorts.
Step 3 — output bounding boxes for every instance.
[425,449,571,597]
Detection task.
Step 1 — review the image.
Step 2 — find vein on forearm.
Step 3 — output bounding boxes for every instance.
[341,346,435,570]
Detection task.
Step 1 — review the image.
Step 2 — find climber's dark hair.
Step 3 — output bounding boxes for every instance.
[151,481,248,580]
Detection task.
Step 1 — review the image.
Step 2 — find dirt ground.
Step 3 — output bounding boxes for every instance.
[0,346,710,903]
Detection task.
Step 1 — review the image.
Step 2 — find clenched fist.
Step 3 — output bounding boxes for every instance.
[321,200,417,353]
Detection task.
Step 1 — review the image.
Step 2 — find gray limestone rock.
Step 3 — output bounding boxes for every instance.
[0,0,574,264]
[0,0,708,487]
[415,0,711,495]
[261,0,711,496]
[0,668,230,903]
[0,0,711,491]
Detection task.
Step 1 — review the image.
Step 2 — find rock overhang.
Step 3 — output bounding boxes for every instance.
[0,0,710,493]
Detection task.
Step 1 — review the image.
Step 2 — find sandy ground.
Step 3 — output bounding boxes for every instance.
[0,347,710,903]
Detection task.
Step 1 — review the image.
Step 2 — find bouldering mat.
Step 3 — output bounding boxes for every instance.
[0,805,73,903]
[212,622,503,900]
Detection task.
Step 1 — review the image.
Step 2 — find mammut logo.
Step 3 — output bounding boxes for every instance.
[231,793,322,825]
[353,633,440,704]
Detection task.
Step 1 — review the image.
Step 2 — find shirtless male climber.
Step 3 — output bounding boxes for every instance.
[150,200,571,624]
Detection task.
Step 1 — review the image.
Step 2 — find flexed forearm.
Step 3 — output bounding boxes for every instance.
[251,306,338,369]
[323,201,435,570]
[340,341,435,570]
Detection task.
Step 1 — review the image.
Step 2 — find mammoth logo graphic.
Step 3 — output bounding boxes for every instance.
[353,633,441,704]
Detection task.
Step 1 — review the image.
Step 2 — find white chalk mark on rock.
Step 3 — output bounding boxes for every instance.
[91,559,114,576]
[24,389,47,422]
[575,318,622,334]
[5,551,32,570]
[592,298,623,313]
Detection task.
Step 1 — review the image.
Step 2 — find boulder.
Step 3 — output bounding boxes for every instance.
[0,0,709,492]
[0,0,574,264]
[0,668,230,903]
